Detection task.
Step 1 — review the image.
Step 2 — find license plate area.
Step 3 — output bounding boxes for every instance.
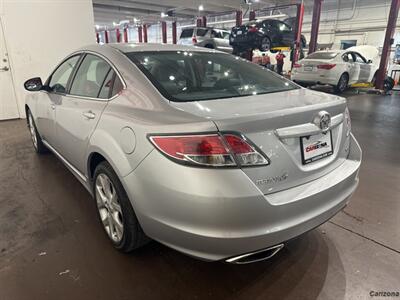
[237,30,242,35]
[300,131,333,164]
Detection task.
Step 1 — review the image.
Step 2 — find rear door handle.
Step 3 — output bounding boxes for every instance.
[82,111,96,119]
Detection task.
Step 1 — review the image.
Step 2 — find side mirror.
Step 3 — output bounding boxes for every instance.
[367,59,373,64]
[24,77,43,92]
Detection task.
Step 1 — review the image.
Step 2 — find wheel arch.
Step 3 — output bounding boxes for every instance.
[86,130,134,181]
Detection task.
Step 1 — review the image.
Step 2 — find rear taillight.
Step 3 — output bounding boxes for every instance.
[293,63,302,68]
[317,64,336,70]
[149,133,269,167]
[192,36,197,44]
[248,26,258,33]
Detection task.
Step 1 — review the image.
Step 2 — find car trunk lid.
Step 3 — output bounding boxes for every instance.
[170,88,350,194]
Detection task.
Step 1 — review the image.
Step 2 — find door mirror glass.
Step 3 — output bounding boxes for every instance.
[24,77,43,91]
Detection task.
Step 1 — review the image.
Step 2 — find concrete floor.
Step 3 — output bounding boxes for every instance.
[0,91,399,300]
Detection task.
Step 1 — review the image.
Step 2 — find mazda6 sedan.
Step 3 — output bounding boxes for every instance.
[24,43,361,264]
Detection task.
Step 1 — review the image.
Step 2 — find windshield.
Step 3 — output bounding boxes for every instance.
[125,51,298,102]
[305,52,339,60]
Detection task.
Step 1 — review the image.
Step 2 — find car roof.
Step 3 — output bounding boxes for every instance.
[79,43,218,54]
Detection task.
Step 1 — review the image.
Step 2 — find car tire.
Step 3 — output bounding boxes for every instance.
[27,109,47,154]
[93,161,149,252]
[204,44,214,49]
[259,36,272,52]
[334,73,349,94]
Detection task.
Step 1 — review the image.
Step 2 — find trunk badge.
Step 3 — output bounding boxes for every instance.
[314,111,331,132]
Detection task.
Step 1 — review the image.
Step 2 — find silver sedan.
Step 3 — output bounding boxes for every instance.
[24,43,361,264]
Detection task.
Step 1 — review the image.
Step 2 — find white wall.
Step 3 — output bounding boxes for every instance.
[0,0,95,118]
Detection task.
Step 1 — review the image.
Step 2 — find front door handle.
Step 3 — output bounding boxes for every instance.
[50,104,56,110]
[82,111,96,120]
[0,66,9,72]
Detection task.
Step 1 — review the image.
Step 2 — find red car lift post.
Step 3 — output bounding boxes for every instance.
[172,21,177,44]
[161,21,167,43]
[291,2,305,69]
[308,0,323,54]
[143,24,148,43]
[375,0,400,90]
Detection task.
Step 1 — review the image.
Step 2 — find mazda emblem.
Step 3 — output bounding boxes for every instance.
[314,111,331,132]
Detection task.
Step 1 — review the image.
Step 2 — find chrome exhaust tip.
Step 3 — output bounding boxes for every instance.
[225,244,284,264]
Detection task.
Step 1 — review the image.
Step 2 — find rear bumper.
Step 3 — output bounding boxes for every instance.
[291,72,338,86]
[122,134,361,261]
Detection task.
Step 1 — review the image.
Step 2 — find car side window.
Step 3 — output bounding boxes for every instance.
[354,53,367,63]
[48,55,80,94]
[69,54,111,98]
[98,69,115,99]
[276,21,291,32]
[111,75,124,97]
[342,53,354,63]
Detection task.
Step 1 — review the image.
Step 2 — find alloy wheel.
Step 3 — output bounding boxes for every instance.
[28,114,38,149]
[95,173,124,243]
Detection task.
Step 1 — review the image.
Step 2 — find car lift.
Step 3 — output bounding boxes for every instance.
[233,3,305,72]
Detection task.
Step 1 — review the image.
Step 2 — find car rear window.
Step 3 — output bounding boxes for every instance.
[180,29,194,38]
[124,51,298,102]
[305,52,338,59]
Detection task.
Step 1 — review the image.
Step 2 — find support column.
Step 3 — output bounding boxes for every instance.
[196,18,202,27]
[236,10,243,26]
[138,26,143,42]
[104,30,109,43]
[202,16,207,27]
[292,3,305,68]
[143,24,148,43]
[375,0,400,90]
[96,32,100,43]
[308,0,323,54]
[123,27,128,43]
[249,10,256,21]
[161,21,167,43]
[116,28,121,43]
[172,21,177,44]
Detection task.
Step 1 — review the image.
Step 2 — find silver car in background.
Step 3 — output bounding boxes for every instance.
[24,43,361,263]
[178,27,232,53]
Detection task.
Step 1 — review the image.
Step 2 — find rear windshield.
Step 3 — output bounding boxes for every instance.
[180,29,194,38]
[305,52,338,60]
[124,51,298,102]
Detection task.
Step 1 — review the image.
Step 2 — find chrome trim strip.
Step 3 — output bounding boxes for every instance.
[225,243,284,264]
[275,113,344,139]
[42,140,87,183]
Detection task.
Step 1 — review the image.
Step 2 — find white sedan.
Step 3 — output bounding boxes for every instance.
[291,46,379,93]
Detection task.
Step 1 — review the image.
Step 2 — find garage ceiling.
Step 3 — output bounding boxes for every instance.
[92,0,301,26]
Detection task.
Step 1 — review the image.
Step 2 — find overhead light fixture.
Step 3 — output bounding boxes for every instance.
[95,24,100,30]
[113,21,117,26]
[161,12,168,18]
[133,18,139,23]
[198,4,204,11]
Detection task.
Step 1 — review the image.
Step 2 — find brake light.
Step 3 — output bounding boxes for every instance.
[317,64,336,70]
[293,63,302,68]
[192,36,197,44]
[223,134,269,166]
[248,26,258,33]
[149,133,269,167]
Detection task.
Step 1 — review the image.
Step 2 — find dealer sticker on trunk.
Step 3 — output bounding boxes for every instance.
[300,131,333,164]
